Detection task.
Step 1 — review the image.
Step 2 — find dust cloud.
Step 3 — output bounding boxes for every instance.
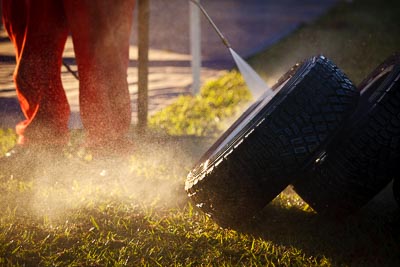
[4,134,210,221]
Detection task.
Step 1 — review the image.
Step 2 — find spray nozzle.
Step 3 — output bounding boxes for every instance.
[189,0,231,49]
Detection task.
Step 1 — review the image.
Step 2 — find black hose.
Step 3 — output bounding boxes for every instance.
[62,60,79,80]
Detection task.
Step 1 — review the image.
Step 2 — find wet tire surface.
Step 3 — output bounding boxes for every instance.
[185,56,359,227]
[293,55,400,217]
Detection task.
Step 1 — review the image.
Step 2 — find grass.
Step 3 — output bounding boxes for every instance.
[149,70,252,137]
[1,0,400,266]
[1,129,399,266]
[0,132,336,266]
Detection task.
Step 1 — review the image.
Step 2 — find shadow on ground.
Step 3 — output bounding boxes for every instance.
[237,186,400,266]
[151,134,400,265]
[164,133,400,265]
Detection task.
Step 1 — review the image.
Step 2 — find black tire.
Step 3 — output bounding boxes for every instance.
[185,55,359,227]
[293,55,400,217]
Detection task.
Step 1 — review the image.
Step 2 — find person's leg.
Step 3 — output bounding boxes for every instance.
[63,0,135,156]
[2,0,27,59]
[2,0,70,147]
[1,0,70,177]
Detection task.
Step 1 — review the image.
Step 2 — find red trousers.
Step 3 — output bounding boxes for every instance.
[2,0,135,148]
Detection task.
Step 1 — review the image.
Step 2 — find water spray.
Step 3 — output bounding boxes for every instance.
[189,0,231,49]
[189,0,271,99]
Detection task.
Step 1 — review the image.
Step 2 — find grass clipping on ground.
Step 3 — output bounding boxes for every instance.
[149,70,252,137]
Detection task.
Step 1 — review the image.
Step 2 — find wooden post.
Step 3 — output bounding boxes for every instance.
[138,0,150,131]
[190,0,201,95]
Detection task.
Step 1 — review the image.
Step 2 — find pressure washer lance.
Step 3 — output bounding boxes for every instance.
[189,0,231,49]
[190,0,271,100]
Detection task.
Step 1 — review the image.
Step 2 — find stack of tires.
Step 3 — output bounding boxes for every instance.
[185,54,400,227]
